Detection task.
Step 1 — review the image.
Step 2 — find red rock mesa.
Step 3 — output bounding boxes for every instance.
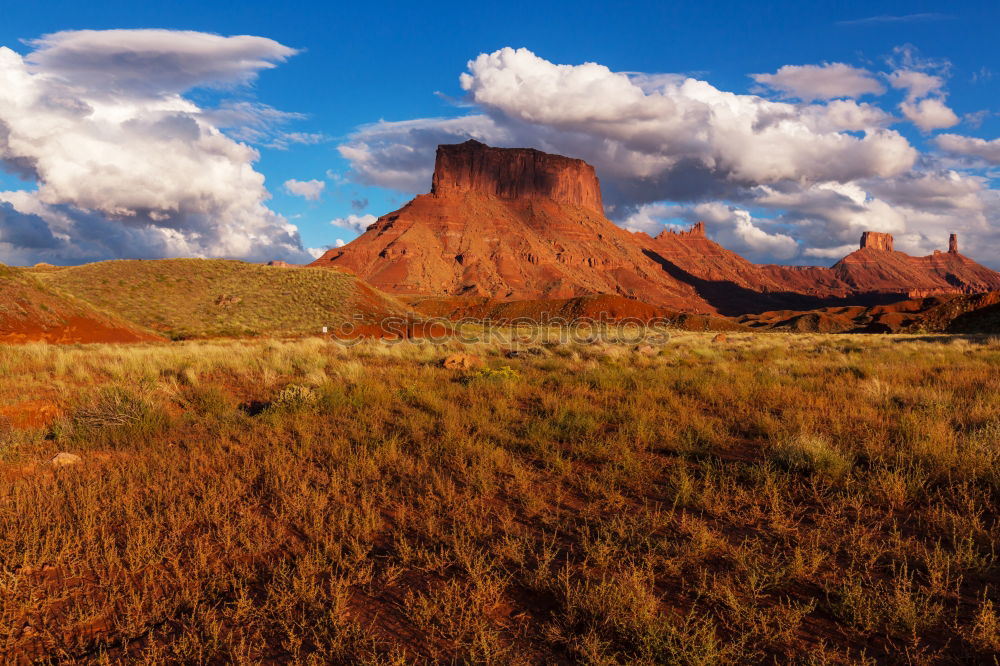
[312,140,711,311]
[313,141,1000,315]
[860,231,894,252]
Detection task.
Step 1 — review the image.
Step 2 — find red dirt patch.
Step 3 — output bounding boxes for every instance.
[1,266,163,345]
[0,315,162,345]
[0,399,61,429]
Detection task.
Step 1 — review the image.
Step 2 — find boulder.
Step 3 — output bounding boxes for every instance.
[50,452,82,468]
[442,353,484,371]
[712,333,728,343]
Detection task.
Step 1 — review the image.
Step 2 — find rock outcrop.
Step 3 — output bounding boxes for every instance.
[641,227,1000,314]
[313,141,1000,316]
[830,232,1000,299]
[739,291,1000,334]
[432,140,604,215]
[860,231,894,252]
[311,141,710,312]
[441,353,484,371]
[50,452,83,468]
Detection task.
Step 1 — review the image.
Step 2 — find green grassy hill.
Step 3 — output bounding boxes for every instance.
[0,264,159,343]
[31,260,415,340]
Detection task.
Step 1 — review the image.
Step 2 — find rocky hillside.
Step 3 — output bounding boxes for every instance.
[0,264,160,343]
[31,260,417,340]
[313,141,1000,317]
[312,140,711,312]
[641,225,1000,315]
[738,291,1000,333]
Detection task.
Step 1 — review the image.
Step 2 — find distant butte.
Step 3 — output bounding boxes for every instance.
[311,141,1000,315]
[432,140,604,215]
[860,231,894,252]
[311,140,711,312]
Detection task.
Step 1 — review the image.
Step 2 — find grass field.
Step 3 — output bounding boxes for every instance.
[0,265,156,343]
[1,332,999,663]
[28,260,413,339]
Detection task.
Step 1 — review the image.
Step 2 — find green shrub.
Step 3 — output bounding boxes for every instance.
[269,383,319,411]
[181,385,236,419]
[772,433,851,479]
[471,365,520,382]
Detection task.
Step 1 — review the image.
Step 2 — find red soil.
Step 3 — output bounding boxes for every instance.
[0,315,162,345]
[0,399,61,429]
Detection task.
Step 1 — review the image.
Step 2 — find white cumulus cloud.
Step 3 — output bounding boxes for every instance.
[935,133,1000,164]
[0,29,310,265]
[342,47,916,210]
[804,244,857,259]
[888,69,945,101]
[330,214,377,234]
[458,48,914,188]
[752,63,885,101]
[900,98,959,132]
[284,178,325,201]
[885,49,960,133]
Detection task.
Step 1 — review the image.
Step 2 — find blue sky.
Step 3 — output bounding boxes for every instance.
[1,1,999,265]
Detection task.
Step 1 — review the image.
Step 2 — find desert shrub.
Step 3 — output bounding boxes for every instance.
[554,565,727,663]
[772,432,851,479]
[550,407,599,444]
[269,383,319,411]
[181,385,236,420]
[829,569,943,636]
[474,365,520,381]
[0,416,16,460]
[460,365,521,387]
[71,385,168,447]
[967,597,1000,653]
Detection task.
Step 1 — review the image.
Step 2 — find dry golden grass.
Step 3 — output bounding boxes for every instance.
[28,259,412,339]
[0,331,998,663]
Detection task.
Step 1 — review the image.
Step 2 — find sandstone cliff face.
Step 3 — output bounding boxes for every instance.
[312,141,1000,316]
[831,236,1000,298]
[311,142,709,311]
[636,226,1000,314]
[432,140,604,215]
[860,231,894,252]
